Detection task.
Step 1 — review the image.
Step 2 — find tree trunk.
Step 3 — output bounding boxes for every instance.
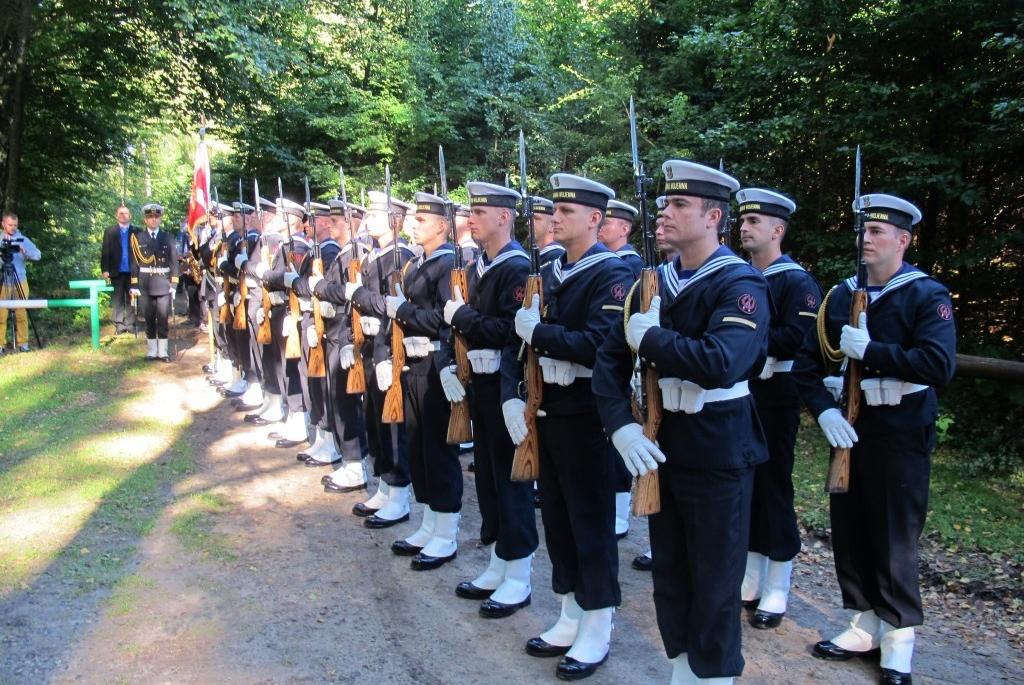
[1,0,35,213]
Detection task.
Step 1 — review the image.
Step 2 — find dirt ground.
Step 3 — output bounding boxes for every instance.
[1,331,1022,685]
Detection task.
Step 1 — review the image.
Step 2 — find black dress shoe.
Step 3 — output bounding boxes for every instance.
[812,641,880,661]
[305,457,342,468]
[320,474,333,484]
[751,609,783,629]
[159,356,171,363]
[323,480,366,494]
[880,668,912,685]
[391,539,423,556]
[235,402,262,412]
[221,388,245,398]
[632,555,653,572]
[352,502,379,517]
[615,530,628,540]
[145,355,156,361]
[455,582,495,600]
[479,595,530,618]
[741,598,760,609]
[526,637,571,658]
[202,364,216,374]
[555,653,608,681]
[246,415,272,425]
[410,550,457,571]
[467,461,475,471]
[364,513,410,529]
[275,438,306,449]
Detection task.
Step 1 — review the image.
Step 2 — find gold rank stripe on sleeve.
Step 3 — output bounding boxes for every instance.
[722,316,757,329]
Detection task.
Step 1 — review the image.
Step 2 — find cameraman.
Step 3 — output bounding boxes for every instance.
[1,213,42,352]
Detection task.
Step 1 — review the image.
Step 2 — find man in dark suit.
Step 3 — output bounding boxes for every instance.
[129,203,179,361]
[101,205,139,334]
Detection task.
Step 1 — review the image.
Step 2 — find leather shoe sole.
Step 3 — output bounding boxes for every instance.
[275,438,306,449]
[235,402,262,412]
[812,641,880,661]
[751,610,783,629]
[391,540,423,556]
[479,595,530,618]
[352,502,379,517]
[323,481,366,494]
[364,513,410,529]
[305,458,342,468]
[632,555,653,572]
[159,357,171,363]
[525,637,571,658]
[741,598,760,609]
[455,582,495,600]
[410,550,457,571]
[245,416,273,425]
[880,668,913,685]
[555,653,608,680]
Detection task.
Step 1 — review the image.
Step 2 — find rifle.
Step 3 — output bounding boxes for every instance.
[304,177,327,378]
[279,177,303,359]
[510,130,542,482]
[254,179,273,344]
[382,164,406,423]
[233,178,249,330]
[340,166,367,393]
[440,145,473,444]
[215,186,233,325]
[629,97,662,515]
[825,146,866,494]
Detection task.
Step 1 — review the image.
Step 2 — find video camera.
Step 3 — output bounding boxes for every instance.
[0,236,23,262]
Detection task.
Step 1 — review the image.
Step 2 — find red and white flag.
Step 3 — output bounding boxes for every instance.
[186,138,211,234]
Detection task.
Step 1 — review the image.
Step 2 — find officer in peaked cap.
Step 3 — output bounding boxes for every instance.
[443,181,537,618]
[735,188,823,631]
[530,196,563,267]
[599,199,643,279]
[594,159,769,685]
[793,192,955,685]
[129,203,179,362]
[501,172,633,680]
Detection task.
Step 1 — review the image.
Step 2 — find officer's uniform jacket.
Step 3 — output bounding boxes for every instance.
[594,246,770,470]
[130,229,179,295]
[502,242,634,417]
[793,263,957,436]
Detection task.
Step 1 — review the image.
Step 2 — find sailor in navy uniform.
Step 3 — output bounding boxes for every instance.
[593,160,770,685]
[531,196,565,267]
[129,203,179,362]
[442,182,538,617]
[228,202,267,412]
[793,194,956,685]
[201,203,234,381]
[347,191,416,526]
[219,202,258,400]
[734,188,823,629]
[501,174,632,681]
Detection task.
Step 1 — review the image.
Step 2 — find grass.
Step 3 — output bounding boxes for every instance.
[170,492,236,563]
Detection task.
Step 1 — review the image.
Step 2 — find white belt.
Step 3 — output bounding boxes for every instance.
[403,337,441,358]
[468,349,500,375]
[299,297,312,312]
[539,357,592,386]
[774,360,794,373]
[659,379,749,414]
[862,378,928,406]
[268,292,285,306]
[245,277,259,288]
[140,267,170,274]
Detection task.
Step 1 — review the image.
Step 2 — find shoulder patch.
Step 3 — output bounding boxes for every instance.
[610,283,627,302]
[805,293,818,309]
[937,303,953,321]
[512,285,525,302]
[737,293,758,315]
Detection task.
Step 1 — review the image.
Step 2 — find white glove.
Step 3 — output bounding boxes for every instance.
[129,288,141,297]
[308,274,324,294]
[502,399,528,446]
[439,366,466,403]
[444,285,467,325]
[610,423,666,477]
[256,308,266,325]
[306,325,319,348]
[169,287,176,297]
[339,344,355,369]
[758,356,777,380]
[283,271,299,289]
[344,281,361,300]
[232,291,241,307]
[385,284,406,319]
[234,253,248,270]
[840,311,870,360]
[515,294,541,344]
[817,408,859,449]
[282,313,293,336]
[376,360,393,391]
[217,256,228,269]
[255,262,268,279]
[216,292,226,308]
[626,296,661,351]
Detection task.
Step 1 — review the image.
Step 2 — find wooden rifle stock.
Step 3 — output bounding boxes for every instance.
[307,256,327,377]
[232,255,248,331]
[825,289,867,494]
[382,271,405,423]
[285,286,303,359]
[256,245,273,344]
[447,267,473,444]
[510,274,543,482]
[218,242,232,324]
[632,269,662,515]
[346,259,367,393]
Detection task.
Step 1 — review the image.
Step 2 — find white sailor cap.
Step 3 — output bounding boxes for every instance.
[276,198,305,219]
[855,194,922,231]
[736,188,796,221]
[606,199,638,222]
[214,202,235,216]
[142,203,164,215]
[258,196,277,212]
[415,192,448,216]
[549,174,615,210]
[366,191,413,215]
[661,160,740,201]
[531,196,554,216]
[455,203,471,218]
[308,201,331,218]
[655,196,667,211]
[467,182,521,210]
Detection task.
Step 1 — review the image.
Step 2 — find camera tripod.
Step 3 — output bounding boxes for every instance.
[0,253,42,352]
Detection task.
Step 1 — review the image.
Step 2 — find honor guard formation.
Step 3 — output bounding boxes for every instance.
[130,130,955,685]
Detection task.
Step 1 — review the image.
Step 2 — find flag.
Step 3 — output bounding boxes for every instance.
[186,138,211,235]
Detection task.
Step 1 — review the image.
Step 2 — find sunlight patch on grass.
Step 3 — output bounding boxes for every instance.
[170,492,236,563]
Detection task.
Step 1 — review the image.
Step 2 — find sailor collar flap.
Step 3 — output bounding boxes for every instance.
[843,264,929,304]
[659,252,748,301]
[551,249,620,285]
[475,246,528,279]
